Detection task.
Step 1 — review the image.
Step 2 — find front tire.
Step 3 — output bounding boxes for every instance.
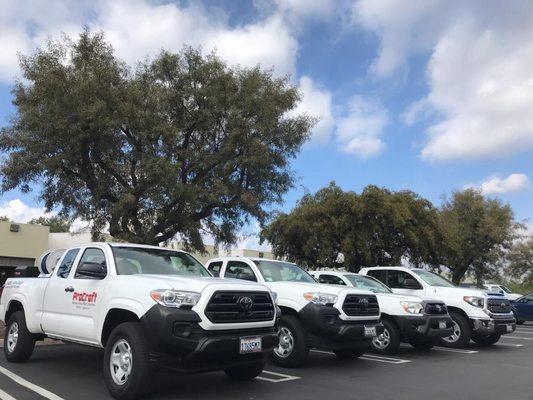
[370,319,400,354]
[224,360,266,380]
[103,322,153,400]
[472,333,501,346]
[439,311,471,348]
[4,311,35,363]
[333,347,365,359]
[270,315,309,368]
[408,338,435,351]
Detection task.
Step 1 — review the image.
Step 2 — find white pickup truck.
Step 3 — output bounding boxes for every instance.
[0,243,279,400]
[359,266,516,348]
[309,271,453,354]
[206,257,384,367]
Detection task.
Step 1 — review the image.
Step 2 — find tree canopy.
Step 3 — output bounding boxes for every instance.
[438,189,519,284]
[29,216,72,233]
[0,31,312,248]
[505,236,533,286]
[261,183,442,271]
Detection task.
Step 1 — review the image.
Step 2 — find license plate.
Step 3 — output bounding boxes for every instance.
[364,326,377,337]
[439,321,447,329]
[506,324,514,333]
[239,337,262,354]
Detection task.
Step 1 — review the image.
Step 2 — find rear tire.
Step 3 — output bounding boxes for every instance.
[270,315,309,368]
[370,319,401,354]
[103,322,153,400]
[4,311,35,363]
[408,338,435,351]
[333,347,365,359]
[224,360,266,380]
[472,333,501,346]
[439,311,471,348]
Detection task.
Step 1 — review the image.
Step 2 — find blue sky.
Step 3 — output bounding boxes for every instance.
[1,0,532,243]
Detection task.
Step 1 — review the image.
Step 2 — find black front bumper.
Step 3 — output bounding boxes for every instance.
[298,303,384,350]
[472,315,516,335]
[393,315,454,341]
[140,304,279,373]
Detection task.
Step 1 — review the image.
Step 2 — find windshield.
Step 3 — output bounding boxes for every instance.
[413,270,455,287]
[253,260,316,283]
[112,247,211,277]
[344,274,392,293]
[499,286,511,294]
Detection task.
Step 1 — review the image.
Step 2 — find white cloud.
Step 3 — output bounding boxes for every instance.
[478,174,529,195]
[353,0,533,161]
[335,96,388,158]
[0,199,55,223]
[0,0,299,82]
[288,76,334,145]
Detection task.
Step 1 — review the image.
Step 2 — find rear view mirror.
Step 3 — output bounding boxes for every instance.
[76,261,107,279]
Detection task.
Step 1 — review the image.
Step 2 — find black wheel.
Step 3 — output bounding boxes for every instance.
[439,311,471,348]
[4,311,35,362]
[512,311,524,325]
[408,338,435,351]
[333,347,365,359]
[271,315,309,368]
[472,333,501,346]
[370,318,401,354]
[103,322,153,400]
[225,360,266,380]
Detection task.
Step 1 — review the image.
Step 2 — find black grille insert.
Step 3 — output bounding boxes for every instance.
[487,298,511,314]
[342,294,379,316]
[205,291,275,323]
[424,302,448,315]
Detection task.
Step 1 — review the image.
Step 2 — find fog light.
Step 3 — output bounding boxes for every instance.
[173,323,192,337]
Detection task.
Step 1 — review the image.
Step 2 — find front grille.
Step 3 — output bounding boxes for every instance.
[205,291,275,323]
[342,294,380,316]
[487,298,512,314]
[424,302,448,315]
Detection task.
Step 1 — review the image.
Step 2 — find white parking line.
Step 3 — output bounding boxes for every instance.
[514,329,533,335]
[0,365,64,400]
[257,370,301,383]
[310,349,410,364]
[501,336,533,341]
[432,346,478,354]
[0,388,17,400]
[496,343,524,347]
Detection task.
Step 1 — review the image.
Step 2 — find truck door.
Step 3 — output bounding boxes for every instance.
[42,246,108,344]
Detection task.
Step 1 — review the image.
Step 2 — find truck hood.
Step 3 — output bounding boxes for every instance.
[374,292,444,303]
[266,281,374,296]
[117,274,268,293]
[428,286,488,298]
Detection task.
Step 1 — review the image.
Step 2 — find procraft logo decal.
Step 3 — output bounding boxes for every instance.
[73,292,98,304]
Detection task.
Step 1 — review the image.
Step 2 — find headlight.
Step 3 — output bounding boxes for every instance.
[303,292,338,305]
[150,290,201,308]
[463,296,484,308]
[271,292,278,305]
[400,301,424,314]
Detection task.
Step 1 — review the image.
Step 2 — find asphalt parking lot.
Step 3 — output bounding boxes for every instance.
[0,323,532,400]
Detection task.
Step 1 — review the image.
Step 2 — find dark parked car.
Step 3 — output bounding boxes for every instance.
[511,292,533,324]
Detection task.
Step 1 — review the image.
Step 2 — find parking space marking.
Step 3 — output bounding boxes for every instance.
[256,370,301,383]
[310,350,411,364]
[495,343,524,347]
[0,388,17,400]
[501,336,533,341]
[514,329,533,335]
[0,365,64,400]
[432,346,478,354]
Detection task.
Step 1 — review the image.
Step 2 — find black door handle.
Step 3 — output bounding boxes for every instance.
[64,286,74,292]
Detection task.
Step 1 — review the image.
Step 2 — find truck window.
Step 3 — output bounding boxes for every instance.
[253,260,316,283]
[318,274,346,285]
[207,261,223,277]
[366,269,387,284]
[75,248,107,279]
[387,270,423,289]
[56,248,80,278]
[224,261,257,282]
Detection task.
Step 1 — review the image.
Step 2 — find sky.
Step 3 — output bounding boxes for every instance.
[0,0,532,248]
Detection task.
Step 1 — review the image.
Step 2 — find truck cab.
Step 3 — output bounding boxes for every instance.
[206,257,384,367]
[359,266,516,348]
[310,271,453,354]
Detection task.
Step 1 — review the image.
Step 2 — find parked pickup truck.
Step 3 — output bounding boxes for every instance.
[309,271,453,354]
[1,243,279,400]
[206,257,384,367]
[359,266,516,348]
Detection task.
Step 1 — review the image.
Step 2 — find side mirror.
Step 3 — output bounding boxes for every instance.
[236,271,256,282]
[76,261,106,279]
[403,278,421,289]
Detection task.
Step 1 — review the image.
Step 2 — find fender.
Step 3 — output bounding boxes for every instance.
[97,298,146,344]
[277,298,304,312]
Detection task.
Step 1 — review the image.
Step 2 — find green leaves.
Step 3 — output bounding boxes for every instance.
[0,31,312,248]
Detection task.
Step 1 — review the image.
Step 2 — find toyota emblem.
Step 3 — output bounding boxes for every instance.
[500,302,506,308]
[238,296,254,311]
[359,298,369,310]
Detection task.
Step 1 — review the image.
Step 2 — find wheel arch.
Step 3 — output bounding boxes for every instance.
[101,308,140,346]
[5,300,25,323]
